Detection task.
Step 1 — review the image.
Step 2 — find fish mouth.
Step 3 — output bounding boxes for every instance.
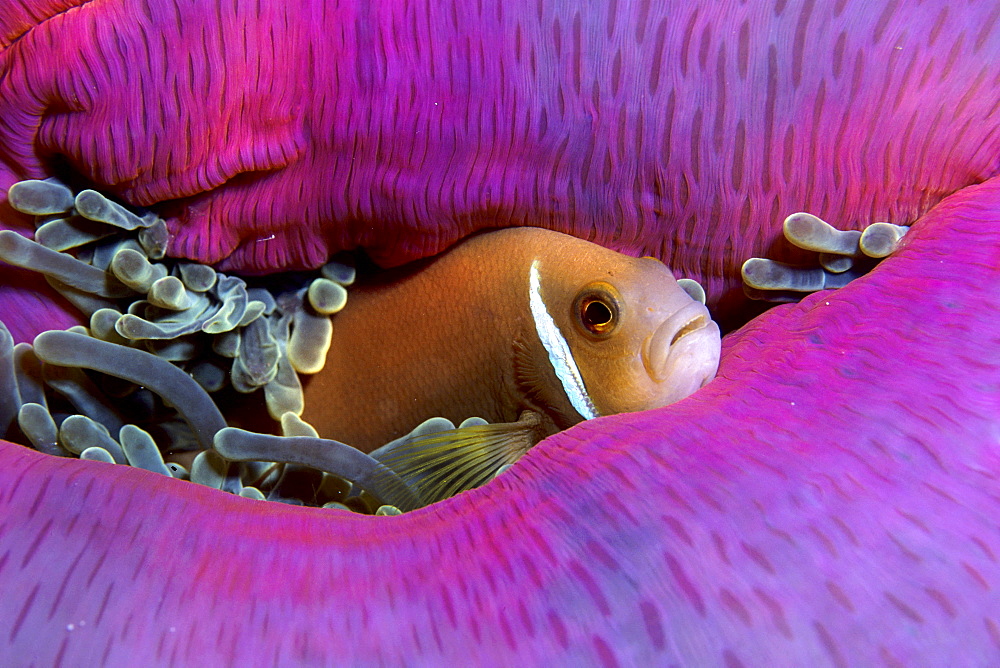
[643,301,721,385]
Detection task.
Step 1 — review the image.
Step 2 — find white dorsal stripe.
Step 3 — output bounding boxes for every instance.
[528,260,599,420]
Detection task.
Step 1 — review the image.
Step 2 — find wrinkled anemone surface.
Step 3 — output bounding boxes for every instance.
[0,0,999,665]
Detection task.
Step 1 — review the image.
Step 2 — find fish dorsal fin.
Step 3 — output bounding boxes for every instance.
[528,260,599,420]
[372,412,542,507]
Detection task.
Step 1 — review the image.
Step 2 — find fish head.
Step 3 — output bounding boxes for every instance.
[533,243,721,418]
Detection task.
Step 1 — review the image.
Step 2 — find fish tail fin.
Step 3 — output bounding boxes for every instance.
[372,411,541,507]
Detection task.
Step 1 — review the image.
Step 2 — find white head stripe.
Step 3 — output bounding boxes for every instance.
[528,260,599,420]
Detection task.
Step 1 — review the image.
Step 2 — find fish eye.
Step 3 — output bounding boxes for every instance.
[573,283,621,339]
[583,300,613,328]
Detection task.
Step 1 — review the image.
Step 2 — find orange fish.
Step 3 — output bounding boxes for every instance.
[299,228,721,503]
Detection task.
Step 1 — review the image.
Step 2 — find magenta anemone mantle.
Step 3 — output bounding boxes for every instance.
[1,0,999,664]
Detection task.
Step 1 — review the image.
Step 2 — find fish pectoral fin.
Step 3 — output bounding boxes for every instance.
[372,411,542,507]
[512,336,548,404]
[512,336,580,428]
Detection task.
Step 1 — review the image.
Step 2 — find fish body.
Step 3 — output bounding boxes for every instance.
[301,227,721,453]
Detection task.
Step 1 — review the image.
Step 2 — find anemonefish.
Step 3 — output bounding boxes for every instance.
[300,227,721,503]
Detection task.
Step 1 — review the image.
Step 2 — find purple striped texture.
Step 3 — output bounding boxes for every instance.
[0,0,998,664]
[2,0,999,335]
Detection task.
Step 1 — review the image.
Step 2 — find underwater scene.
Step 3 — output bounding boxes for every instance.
[0,0,998,664]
